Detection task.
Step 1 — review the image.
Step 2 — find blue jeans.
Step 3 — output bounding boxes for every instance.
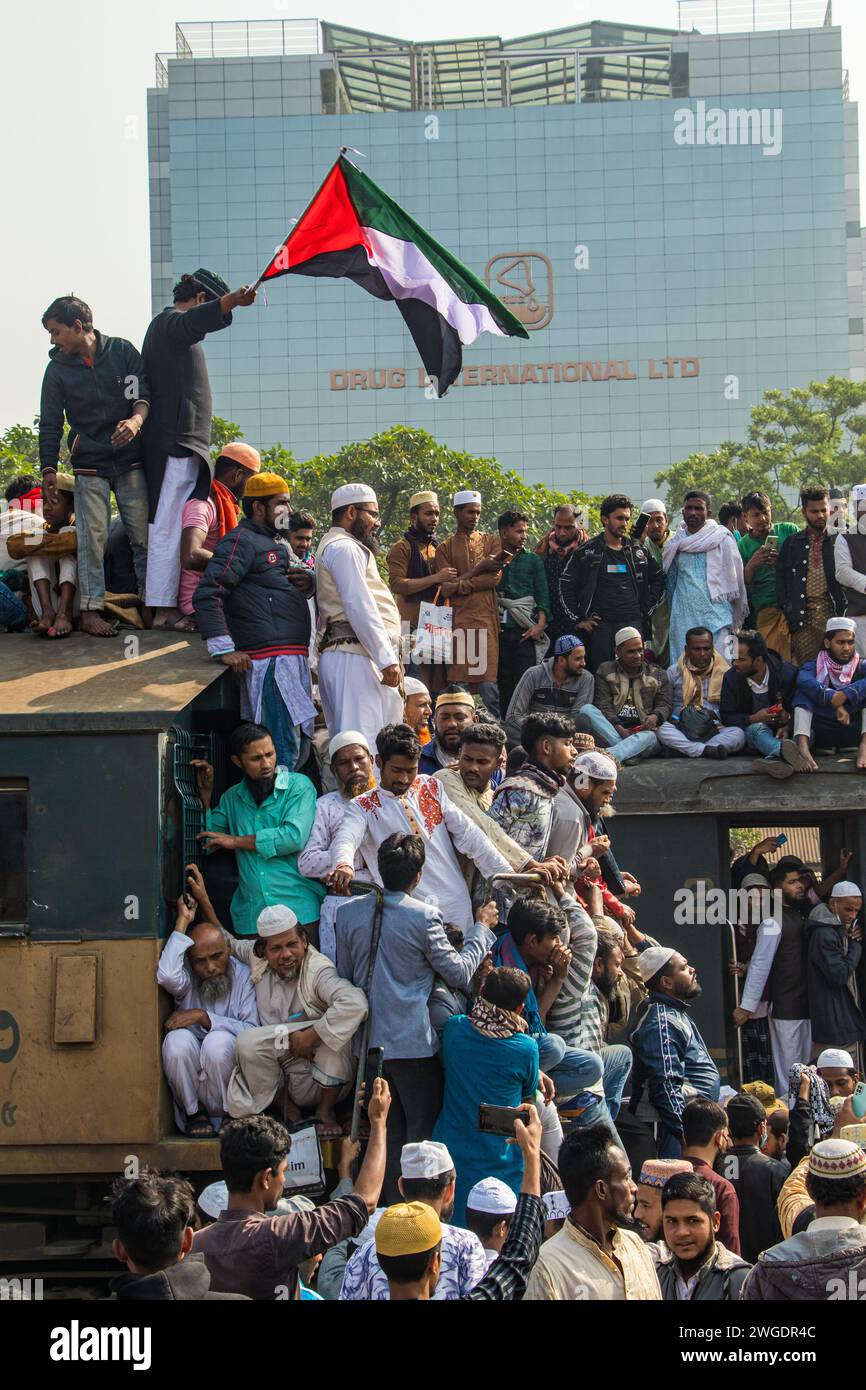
[0,579,27,631]
[74,468,149,608]
[535,1031,619,1139]
[602,1043,632,1122]
[744,723,781,759]
[579,705,660,764]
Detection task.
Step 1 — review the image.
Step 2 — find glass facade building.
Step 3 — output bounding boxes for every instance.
[148,17,865,497]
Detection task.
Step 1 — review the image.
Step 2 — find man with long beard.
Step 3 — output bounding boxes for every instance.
[316,484,404,753]
[227,905,368,1139]
[194,722,324,938]
[387,490,453,689]
[157,875,258,1136]
[297,731,377,962]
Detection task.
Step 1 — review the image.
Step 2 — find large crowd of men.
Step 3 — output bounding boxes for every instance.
[5,282,866,1302]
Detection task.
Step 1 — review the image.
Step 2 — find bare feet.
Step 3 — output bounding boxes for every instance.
[48,612,73,639]
[152,606,183,630]
[35,606,56,636]
[80,610,118,638]
[173,614,198,632]
[794,734,818,772]
[280,1089,303,1125]
[856,738,866,772]
[313,1105,343,1139]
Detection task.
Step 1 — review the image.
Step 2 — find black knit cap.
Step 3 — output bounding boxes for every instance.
[192,268,230,301]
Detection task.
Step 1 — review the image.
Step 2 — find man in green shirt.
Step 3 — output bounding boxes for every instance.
[496,510,551,714]
[194,722,324,938]
[737,491,798,663]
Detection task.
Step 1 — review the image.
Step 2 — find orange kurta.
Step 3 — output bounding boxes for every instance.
[433,531,501,684]
[386,535,440,628]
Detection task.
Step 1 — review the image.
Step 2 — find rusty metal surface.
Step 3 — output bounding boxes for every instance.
[0,632,226,732]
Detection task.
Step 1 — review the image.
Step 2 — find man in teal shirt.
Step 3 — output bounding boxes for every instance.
[194,722,324,937]
[737,491,798,662]
[497,510,551,714]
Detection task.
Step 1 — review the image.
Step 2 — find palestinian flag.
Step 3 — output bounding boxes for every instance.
[258,154,529,396]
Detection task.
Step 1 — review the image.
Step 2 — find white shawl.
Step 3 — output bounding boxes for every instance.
[663,520,747,619]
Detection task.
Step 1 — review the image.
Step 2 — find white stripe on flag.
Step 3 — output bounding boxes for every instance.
[363,227,504,346]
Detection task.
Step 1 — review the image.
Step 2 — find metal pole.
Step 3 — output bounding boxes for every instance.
[726,918,744,1089]
[348,882,386,1142]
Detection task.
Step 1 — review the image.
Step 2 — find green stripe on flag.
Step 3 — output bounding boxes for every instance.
[339,157,529,340]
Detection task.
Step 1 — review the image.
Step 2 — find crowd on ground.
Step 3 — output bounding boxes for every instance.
[7,282,866,1303]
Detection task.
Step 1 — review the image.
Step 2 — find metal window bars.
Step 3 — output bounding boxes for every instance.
[168,726,220,897]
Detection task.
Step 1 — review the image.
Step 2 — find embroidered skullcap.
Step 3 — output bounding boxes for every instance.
[816,1048,856,1070]
[198,1182,228,1217]
[409,491,438,508]
[192,267,230,300]
[435,690,475,710]
[826,617,856,634]
[830,881,862,898]
[403,677,429,697]
[554,635,584,656]
[454,490,481,507]
[400,1141,453,1180]
[572,751,618,783]
[614,626,642,647]
[808,1139,866,1180]
[636,945,677,982]
[467,1178,518,1216]
[638,1159,692,1189]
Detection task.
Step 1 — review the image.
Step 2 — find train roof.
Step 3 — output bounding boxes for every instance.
[0,632,226,733]
[616,753,866,816]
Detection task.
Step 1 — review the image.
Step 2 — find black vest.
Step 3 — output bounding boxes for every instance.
[843,533,866,617]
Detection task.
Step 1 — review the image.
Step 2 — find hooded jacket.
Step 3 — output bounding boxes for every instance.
[652,1240,751,1301]
[109,1251,249,1300]
[740,1222,866,1301]
[194,518,313,658]
[38,332,150,478]
[805,902,866,1044]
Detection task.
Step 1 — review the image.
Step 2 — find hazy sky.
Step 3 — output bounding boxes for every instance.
[1,0,863,432]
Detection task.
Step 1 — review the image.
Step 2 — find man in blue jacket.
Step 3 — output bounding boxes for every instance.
[629,946,721,1159]
[194,472,315,771]
[720,629,806,779]
[39,294,150,637]
[807,882,866,1058]
[793,616,866,772]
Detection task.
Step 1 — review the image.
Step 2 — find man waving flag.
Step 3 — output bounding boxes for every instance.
[257,153,529,396]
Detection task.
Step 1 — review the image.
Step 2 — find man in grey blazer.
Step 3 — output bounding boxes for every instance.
[336,831,497,1202]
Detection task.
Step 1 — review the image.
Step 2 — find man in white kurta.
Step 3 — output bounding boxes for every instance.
[297,730,376,962]
[157,905,259,1134]
[315,483,404,753]
[226,905,368,1135]
[330,732,512,931]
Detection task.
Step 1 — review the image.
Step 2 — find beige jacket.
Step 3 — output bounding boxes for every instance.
[433,766,531,880]
[233,940,367,1054]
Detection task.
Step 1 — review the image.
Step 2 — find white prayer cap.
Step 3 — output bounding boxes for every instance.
[851,485,866,504]
[467,1177,518,1216]
[331,483,377,510]
[256,904,299,938]
[817,1048,856,1070]
[640,498,667,515]
[403,677,429,697]
[400,1140,454,1180]
[328,729,370,758]
[198,1181,228,1218]
[542,1189,571,1221]
[830,880,862,898]
[615,626,642,647]
[454,490,481,507]
[636,945,678,982]
[825,616,856,635]
[572,750,618,783]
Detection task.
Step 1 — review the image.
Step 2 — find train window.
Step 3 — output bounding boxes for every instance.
[0,781,27,929]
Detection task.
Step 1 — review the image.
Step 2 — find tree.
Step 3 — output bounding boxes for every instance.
[210,417,244,457]
[212,419,602,552]
[0,422,43,493]
[655,377,866,522]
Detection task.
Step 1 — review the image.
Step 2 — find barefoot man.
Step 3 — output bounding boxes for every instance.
[792,616,866,772]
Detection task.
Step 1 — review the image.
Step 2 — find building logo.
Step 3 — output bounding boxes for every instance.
[484,253,553,331]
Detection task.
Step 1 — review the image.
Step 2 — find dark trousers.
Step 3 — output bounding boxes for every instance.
[586,617,642,673]
[497,625,538,714]
[381,1055,444,1204]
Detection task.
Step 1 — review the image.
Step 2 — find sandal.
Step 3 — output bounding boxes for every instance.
[186,1113,213,1138]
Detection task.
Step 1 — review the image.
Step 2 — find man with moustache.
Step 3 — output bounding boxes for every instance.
[635,499,671,666]
[316,484,404,751]
[505,634,596,746]
[387,490,453,687]
[535,503,588,648]
[657,625,745,760]
[297,731,377,962]
[633,1159,693,1242]
[227,905,367,1138]
[157,876,258,1136]
[664,491,747,663]
[194,472,316,772]
[433,490,506,716]
[194,722,324,939]
[419,686,478,775]
[776,484,844,666]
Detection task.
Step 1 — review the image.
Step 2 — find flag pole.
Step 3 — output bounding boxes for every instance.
[250,152,346,291]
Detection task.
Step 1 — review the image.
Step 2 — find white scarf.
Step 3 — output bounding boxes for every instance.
[663,519,747,616]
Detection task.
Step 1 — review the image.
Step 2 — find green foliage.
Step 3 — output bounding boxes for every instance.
[210,417,245,456]
[212,419,602,549]
[0,421,42,493]
[656,377,866,523]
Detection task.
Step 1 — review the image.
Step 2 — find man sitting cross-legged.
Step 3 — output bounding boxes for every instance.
[226,904,367,1140]
[792,615,866,772]
[156,865,258,1137]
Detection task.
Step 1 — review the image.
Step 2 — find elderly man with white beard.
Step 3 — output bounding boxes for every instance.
[157,876,259,1137]
[226,905,368,1140]
[297,730,377,962]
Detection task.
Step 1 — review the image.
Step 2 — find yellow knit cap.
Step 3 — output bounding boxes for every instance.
[374,1202,442,1257]
[244,472,290,498]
